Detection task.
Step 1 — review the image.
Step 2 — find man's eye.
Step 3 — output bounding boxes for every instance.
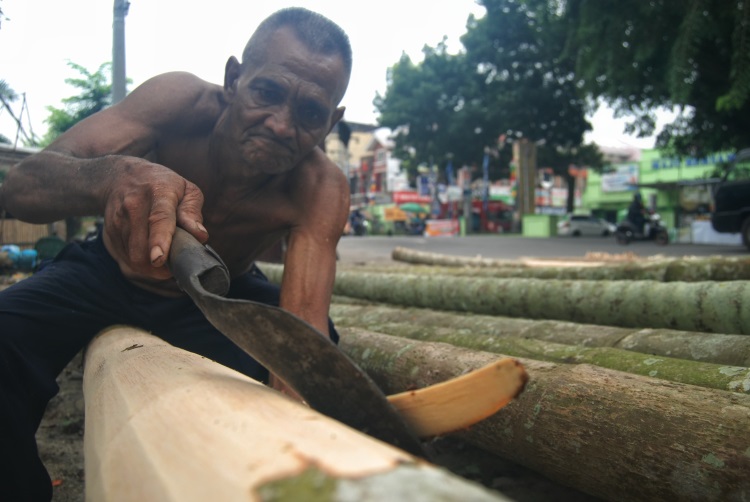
[251,86,281,104]
[299,105,327,129]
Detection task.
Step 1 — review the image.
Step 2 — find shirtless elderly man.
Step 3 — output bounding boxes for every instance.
[0,7,351,500]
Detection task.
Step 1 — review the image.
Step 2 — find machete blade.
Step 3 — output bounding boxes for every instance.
[169,229,425,457]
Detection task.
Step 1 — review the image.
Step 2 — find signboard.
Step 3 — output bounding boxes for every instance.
[392,191,433,204]
[601,164,639,192]
[424,219,460,237]
[417,175,431,196]
[445,185,463,202]
[383,206,408,222]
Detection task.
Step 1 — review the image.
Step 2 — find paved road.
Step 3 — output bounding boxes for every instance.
[337,234,748,263]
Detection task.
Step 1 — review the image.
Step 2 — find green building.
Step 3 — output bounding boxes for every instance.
[582,149,733,243]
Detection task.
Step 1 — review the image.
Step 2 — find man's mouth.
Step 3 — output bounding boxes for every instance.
[244,134,294,155]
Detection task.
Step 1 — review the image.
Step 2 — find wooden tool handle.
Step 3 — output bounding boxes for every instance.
[169,227,231,296]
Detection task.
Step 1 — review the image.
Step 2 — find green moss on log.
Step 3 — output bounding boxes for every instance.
[338,328,750,502]
[256,465,509,501]
[389,248,750,282]
[329,303,750,367]
[257,468,336,501]
[324,271,750,335]
[331,313,750,393]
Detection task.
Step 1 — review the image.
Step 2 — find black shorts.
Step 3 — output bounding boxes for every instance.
[0,233,338,385]
[0,233,338,500]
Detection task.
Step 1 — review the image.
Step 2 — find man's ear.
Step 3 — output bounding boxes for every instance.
[224,56,241,99]
[328,106,346,134]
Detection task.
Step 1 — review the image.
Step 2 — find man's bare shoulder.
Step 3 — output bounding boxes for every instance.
[296,148,348,187]
[121,72,226,131]
[287,148,349,213]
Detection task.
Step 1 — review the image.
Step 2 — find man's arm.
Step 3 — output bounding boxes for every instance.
[280,150,350,334]
[267,151,349,399]
[0,72,212,281]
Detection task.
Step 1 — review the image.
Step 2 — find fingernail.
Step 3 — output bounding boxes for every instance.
[150,246,164,264]
[196,221,207,233]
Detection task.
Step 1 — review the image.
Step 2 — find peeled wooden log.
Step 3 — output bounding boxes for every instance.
[328,270,750,335]
[390,248,520,267]
[338,328,750,502]
[329,303,750,367]
[330,310,750,394]
[390,247,750,282]
[83,326,509,502]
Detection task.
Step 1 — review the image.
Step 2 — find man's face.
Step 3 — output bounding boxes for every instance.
[222,27,348,175]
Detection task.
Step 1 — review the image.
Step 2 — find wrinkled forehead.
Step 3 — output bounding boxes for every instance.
[243,27,350,103]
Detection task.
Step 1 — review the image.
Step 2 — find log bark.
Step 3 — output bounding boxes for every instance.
[338,328,750,502]
[390,247,750,282]
[330,307,750,394]
[329,303,750,367]
[83,326,509,502]
[323,269,750,335]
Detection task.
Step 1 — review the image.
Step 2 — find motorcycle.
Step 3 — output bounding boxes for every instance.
[615,213,669,245]
[349,210,368,236]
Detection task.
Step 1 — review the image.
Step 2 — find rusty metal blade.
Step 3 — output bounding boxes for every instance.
[169,228,425,457]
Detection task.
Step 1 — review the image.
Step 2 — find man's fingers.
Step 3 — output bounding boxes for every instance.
[147,194,179,268]
[176,181,208,243]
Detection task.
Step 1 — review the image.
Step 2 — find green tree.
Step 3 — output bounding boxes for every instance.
[561,0,750,156]
[462,0,602,209]
[0,80,16,144]
[375,42,484,182]
[40,61,120,239]
[374,0,603,210]
[40,61,114,146]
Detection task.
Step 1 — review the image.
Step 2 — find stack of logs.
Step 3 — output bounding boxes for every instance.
[261,249,750,502]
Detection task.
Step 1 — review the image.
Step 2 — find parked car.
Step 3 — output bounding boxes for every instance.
[557,214,616,237]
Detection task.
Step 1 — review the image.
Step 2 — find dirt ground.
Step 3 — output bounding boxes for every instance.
[0,263,602,501]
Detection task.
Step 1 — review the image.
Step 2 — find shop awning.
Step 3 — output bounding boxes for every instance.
[632,178,722,191]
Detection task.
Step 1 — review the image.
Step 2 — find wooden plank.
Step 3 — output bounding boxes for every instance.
[83,326,510,501]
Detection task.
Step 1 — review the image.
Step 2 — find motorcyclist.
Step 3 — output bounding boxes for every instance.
[627,192,648,236]
[350,209,367,236]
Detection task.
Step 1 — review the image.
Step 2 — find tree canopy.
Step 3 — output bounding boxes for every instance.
[40,61,114,146]
[374,0,602,204]
[0,80,17,145]
[376,0,750,187]
[562,0,750,155]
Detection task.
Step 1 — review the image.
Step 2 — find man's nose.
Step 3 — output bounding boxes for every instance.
[265,106,295,139]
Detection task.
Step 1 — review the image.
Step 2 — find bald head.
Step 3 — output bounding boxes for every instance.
[242,8,353,90]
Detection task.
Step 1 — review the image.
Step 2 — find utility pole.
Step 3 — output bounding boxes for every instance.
[112,0,130,105]
[513,138,537,223]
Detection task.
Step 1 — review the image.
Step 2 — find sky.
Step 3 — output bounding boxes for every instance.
[0,0,666,149]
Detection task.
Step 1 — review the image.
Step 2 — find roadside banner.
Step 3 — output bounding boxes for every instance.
[383,206,408,221]
[424,219,460,237]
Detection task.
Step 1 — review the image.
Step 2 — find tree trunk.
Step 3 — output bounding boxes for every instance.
[348,262,666,281]
[338,328,750,502]
[388,248,750,281]
[330,307,750,394]
[260,263,750,334]
[322,270,750,335]
[83,326,508,502]
[329,302,750,367]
